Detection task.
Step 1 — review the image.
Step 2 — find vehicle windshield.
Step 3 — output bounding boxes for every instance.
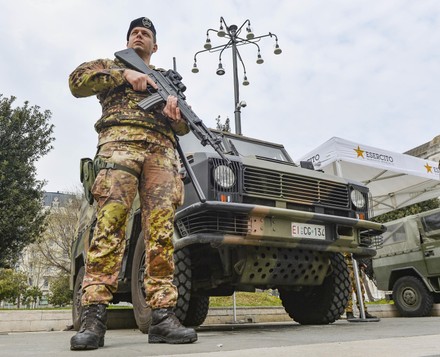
[179,131,291,162]
[179,131,217,154]
[227,136,290,161]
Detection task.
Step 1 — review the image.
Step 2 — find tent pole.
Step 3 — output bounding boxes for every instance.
[351,255,366,319]
[334,160,367,319]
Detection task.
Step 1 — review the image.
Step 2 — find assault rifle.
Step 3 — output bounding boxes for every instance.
[114,48,229,165]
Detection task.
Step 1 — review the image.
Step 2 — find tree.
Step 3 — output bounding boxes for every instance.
[22,285,43,308]
[0,268,28,307]
[34,192,82,274]
[48,274,72,307]
[0,95,55,268]
[373,198,440,223]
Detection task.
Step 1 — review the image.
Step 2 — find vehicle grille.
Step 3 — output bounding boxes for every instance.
[176,212,249,237]
[243,166,349,208]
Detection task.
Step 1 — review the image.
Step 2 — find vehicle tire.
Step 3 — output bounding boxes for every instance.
[183,295,210,327]
[393,276,434,317]
[173,247,209,327]
[131,233,152,334]
[72,266,85,331]
[279,252,349,325]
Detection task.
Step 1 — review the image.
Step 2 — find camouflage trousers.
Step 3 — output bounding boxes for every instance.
[81,140,183,309]
[344,253,368,313]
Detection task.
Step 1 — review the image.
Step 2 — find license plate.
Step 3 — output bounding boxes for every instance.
[291,222,326,239]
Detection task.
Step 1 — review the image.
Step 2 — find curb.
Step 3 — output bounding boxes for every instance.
[1,304,439,333]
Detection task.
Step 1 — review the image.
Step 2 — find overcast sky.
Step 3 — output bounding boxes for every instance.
[1,0,439,192]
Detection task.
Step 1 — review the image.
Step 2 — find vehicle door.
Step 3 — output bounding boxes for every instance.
[419,210,440,276]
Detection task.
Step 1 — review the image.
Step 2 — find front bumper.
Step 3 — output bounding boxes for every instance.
[174,201,385,258]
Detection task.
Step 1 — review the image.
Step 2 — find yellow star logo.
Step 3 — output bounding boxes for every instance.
[425,163,433,173]
[354,146,365,158]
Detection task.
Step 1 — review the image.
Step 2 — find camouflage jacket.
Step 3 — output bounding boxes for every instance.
[69,58,189,146]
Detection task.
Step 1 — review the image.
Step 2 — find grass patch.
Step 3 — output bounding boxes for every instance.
[366,299,394,305]
[209,291,282,308]
[1,295,390,310]
[108,305,133,309]
[0,307,72,311]
[0,292,282,310]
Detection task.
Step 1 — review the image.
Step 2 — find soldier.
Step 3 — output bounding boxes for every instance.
[344,253,377,320]
[68,17,197,350]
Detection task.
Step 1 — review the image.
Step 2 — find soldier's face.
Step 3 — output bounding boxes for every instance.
[127,27,157,56]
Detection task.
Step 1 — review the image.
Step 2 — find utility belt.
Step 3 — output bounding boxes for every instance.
[80,157,139,205]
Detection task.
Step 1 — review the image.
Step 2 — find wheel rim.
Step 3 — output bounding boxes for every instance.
[73,267,85,330]
[401,287,418,307]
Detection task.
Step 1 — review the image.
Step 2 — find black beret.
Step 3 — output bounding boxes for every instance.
[126,17,156,41]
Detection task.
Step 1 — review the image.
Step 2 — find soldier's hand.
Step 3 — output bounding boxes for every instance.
[162,95,181,121]
[123,69,158,91]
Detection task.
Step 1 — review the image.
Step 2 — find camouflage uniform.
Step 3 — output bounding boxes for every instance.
[69,58,189,309]
[344,253,369,314]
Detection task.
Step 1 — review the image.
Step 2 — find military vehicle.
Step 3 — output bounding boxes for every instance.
[373,208,440,317]
[71,129,385,332]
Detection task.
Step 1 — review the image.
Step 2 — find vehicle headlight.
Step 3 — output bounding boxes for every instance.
[350,189,366,209]
[213,165,236,188]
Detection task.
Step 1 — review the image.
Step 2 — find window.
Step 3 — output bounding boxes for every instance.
[382,222,406,245]
[422,211,440,233]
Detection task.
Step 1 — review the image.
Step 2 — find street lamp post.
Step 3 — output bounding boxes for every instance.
[191,17,282,135]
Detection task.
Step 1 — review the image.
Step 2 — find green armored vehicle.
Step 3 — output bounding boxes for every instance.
[71,129,384,332]
[373,208,440,317]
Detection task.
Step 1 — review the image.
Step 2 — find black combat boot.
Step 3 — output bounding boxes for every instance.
[346,312,355,320]
[70,304,108,350]
[148,308,197,344]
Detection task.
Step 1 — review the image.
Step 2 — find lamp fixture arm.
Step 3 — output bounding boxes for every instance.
[190,17,282,135]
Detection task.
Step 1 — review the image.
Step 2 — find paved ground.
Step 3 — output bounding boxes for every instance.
[1,317,439,357]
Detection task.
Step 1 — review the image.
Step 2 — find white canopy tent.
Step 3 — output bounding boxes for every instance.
[298,137,440,217]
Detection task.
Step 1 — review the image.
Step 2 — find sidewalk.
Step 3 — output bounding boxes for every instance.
[2,317,440,357]
[3,304,439,333]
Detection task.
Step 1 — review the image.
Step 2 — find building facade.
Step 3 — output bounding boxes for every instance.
[405,135,440,162]
[14,192,75,308]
